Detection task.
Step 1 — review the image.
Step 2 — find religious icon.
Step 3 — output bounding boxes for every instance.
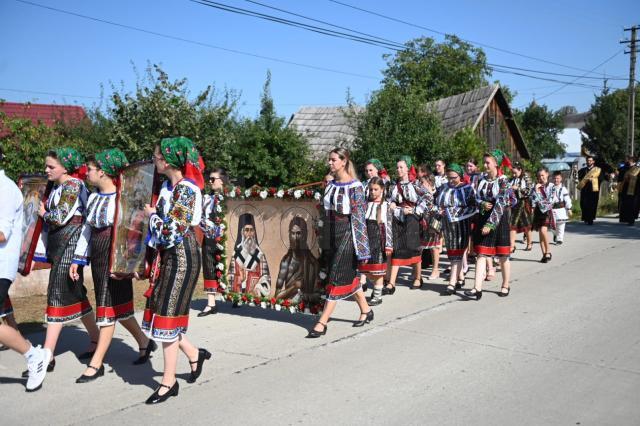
[228,213,271,296]
[17,174,50,275]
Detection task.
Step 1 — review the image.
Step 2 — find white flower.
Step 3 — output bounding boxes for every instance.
[304,308,311,314]
[217,194,224,201]
[216,263,224,270]
[245,189,252,198]
[260,301,267,309]
[216,205,222,213]
[317,219,324,228]
[228,190,236,198]
[259,190,268,199]
[216,243,224,250]
[289,306,296,314]
[219,223,226,230]
[294,190,302,199]
[275,304,281,311]
[219,282,227,290]
[248,302,255,307]
[276,189,284,198]
[314,192,321,200]
[319,271,327,279]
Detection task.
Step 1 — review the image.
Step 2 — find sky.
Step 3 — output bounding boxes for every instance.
[1,0,638,151]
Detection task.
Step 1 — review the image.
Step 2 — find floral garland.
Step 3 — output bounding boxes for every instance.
[217,183,327,315]
[210,192,228,291]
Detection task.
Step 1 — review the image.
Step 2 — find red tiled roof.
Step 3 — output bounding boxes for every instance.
[0,102,87,128]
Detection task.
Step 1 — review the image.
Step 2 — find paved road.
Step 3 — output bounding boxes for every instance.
[1,218,639,425]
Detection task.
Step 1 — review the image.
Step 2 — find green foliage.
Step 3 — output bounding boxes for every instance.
[514,102,565,165]
[445,128,488,165]
[226,71,313,187]
[382,35,490,102]
[582,88,639,166]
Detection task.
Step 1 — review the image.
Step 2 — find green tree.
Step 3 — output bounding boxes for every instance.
[382,35,490,102]
[582,88,639,165]
[227,71,313,186]
[514,101,565,165]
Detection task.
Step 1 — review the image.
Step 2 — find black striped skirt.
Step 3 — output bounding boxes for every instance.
[90,227,134,326]
[443,217,472,261]
[473,209,511,257]
[532,207,555,231]
[358,219,387,277]
[325,213,360,301]
[391,214,421,266]
[45,218,93,324]
[510,198,532,232]
[202,235,223,293]
[142,231,201,342]
[420,217,442,250]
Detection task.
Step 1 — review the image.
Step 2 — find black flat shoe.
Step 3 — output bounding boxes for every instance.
[187,348,212,384]
[545,253,552,262]
[133,339,158,365]
[75,364,104,383]
[464,288,483,300]
[306,322,327,338]
[367,297,383,306]
[353,310,374,327]
[410,280,422,290]
[444,285,456,295]
[22,358,55,378]
[197,305,218,317]
[145,381,179,405]
[77,341,98,360]
[541,253,548,263]
[455,279,465,289]
[498,287,511,297]
[382,285,396,295]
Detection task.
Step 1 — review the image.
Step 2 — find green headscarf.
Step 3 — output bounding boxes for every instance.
[160,137,199,169]
[446,163,465,177]
[489,149,505,166]
[397,155,413,168]
[54,147,84,173]
[95,148,129,177]
[366,158,383,171]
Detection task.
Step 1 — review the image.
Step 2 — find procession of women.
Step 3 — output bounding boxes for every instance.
[0,138,638,404]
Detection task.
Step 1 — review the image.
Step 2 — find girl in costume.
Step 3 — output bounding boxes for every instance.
[36,148,99,371]
[550,171,572,244]
[142,137,211,404]
[417,172,443,281]
[530,167,555,263]
[386,156,425,292]
[71,148,155,384]
[307,148,372,337]
[198,168,229,317]
[436,164,477,295]
[465,150,513,300]
[509,163,534,252]
[358,177,392,306]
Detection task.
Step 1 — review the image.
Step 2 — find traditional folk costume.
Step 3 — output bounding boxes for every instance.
[34,148,92,324]
[363,158,391,199]
[509,174,533,233]
[530,183,556,231]
[142,138,204,342]
[321,179,370,300]
[200,191,225,293]
[618,163,640,225]
[0,169,23,319]
[418,188,442,251]
[434,174,448,191]
[550,183,572,243]
[577,164,603,224]
[474,151,513,258]
[437,178,477,261]
[73,149,134,326]
[358,200,392,277]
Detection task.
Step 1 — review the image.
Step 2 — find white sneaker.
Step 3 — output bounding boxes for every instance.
[25,346,51,392]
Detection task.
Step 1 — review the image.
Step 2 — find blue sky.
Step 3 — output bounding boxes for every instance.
[1,0,637,124]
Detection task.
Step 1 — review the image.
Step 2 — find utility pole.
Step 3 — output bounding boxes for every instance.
[621,26,639,157]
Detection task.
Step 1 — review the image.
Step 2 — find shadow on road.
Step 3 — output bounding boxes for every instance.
[566,220,640,240]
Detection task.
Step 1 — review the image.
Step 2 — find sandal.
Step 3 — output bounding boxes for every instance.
[444,284,456,295]
[524,244,533,251]
[498,286,511,297]
[410,279,423,290]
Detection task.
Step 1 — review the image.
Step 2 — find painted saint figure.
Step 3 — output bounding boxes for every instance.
[228,213,271,296]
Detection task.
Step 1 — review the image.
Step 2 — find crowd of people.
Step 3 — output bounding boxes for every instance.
[0,140,638,405]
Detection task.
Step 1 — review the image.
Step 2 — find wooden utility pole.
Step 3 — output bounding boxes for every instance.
[621,26,639,157]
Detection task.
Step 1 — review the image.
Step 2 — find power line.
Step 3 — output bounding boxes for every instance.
[326,0,627,80]
[13,0,379,80]
[0,87,100,99]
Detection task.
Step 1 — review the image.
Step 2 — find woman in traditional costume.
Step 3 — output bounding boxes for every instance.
[142,137,211,404]
[307,148,372,337]
[530,168,555,263]
[465,150,513,300]
[71,149,155,383]
[509,163,533,252]
[417,172,443,281]
[386,156,425,292]
[198,168,229,317]
[436,164,477,295]
[358,177,392,306]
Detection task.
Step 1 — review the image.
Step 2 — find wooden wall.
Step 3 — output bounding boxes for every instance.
[475,99,522,161]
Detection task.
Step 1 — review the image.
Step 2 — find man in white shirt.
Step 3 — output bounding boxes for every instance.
[0,146,51,392]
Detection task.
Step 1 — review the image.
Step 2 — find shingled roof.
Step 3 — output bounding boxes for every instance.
[287,106,361,157]
[0,102,87,127]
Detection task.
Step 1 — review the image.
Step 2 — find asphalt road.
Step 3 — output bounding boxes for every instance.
[1,218,639,425]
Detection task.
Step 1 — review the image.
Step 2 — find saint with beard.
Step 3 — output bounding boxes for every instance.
[228,213,271,296]
[275,217,320,303]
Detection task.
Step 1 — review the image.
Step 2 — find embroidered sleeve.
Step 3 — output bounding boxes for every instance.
[200,195,221,238]
[43,180,80,226]
[72,222,92,265]
[530,186,553,213]
[385,205,393,251]
[563,188,572,210]
[349,184,370,261]
[486,178,510,229]
[149,183,196,247]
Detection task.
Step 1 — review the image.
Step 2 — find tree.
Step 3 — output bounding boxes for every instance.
[582,88,639,166]
[382,35,491,102]
[514,101,565,165]
[227,71,313,187]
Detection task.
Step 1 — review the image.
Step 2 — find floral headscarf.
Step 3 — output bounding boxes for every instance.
[397,155,417,181]
[446,163,465,177]
[54,147,84,173]
[488,149,512,175]
[95,148,129,177]
[160,137,205,189]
